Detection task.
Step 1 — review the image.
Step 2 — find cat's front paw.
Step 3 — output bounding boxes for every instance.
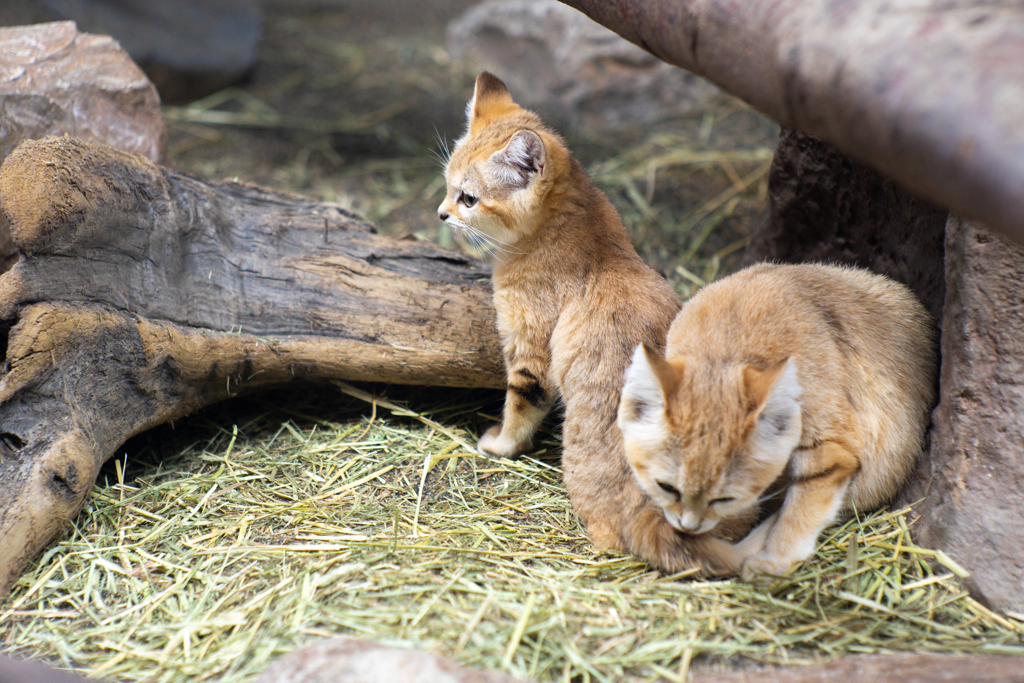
[477,425,531,458]
[740,552,798,581]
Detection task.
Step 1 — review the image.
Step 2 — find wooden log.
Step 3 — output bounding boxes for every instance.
[557,0,1024,245]
[0,136,504,595]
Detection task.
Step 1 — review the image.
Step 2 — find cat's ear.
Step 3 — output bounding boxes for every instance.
[467,71,516,134]
[618,344,676,438]
[489,130,546,189]
[744,358,803,463]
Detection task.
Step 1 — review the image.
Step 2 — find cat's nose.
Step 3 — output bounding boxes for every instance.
[678,511,702,532]
[438,210,450,222]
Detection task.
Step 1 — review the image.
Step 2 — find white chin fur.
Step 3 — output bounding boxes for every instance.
[696,518,718,535]
[663,512,683,531]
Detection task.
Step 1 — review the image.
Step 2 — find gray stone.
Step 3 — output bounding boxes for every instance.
[446,0,723,134]
[0,656,95,683]
[0,20,166,271]
[0,21,166,164]
[256,637,531,683]
[689,652,1024,683]
[902,216,1024,614]
[38,0,263,103]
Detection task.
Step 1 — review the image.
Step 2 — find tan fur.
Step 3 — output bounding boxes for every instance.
[437,72,754,573]
[618,263,937,579]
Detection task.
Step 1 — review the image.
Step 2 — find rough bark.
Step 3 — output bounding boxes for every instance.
[0,136,503,595]
[900,216,1024,614]
[557,0,1024,245]
[746,128,1024,612]
[745,129,948,324]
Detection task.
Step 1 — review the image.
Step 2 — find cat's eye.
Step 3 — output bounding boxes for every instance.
[657,482,681,499]
[459,191,478,208]
[709,497,735,506]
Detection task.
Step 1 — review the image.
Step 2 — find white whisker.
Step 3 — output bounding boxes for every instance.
[444,218,525,262]
[431,126,452,168]
[755,487,787,507]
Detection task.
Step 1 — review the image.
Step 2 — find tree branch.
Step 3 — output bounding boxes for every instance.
[559,0,1024,243]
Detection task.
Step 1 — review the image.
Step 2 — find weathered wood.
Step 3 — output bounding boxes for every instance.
[0,136,503,594]
[557,0,1024,245]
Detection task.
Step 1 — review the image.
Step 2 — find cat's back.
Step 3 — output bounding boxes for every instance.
[667,263,932,369]
[667,263,936,496]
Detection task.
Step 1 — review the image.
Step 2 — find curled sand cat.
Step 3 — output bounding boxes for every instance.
[618,263,937,578]
[437,72,756,572]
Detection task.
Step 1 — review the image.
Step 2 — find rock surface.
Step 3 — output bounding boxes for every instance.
[0,656,93,683]
[255,640,1024,683]
[744,129,948,323]
[901,216,1024,614]
[256,638,530,683]
[690,652,1024,683]
[0,0,263,103]
[0,21,166,164]
[447,0,722,134]
[0,20,166,271]
[38,0,263,103]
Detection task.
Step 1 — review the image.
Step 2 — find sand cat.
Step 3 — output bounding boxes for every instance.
[437,72,756,573]
[618,263,937,578]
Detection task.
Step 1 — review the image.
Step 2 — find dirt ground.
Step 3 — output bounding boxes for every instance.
[160,0,779,291]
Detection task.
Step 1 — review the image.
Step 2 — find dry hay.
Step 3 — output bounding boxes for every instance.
[2,382,1022,683]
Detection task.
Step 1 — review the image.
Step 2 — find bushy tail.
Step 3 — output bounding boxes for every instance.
[617,504,759,576]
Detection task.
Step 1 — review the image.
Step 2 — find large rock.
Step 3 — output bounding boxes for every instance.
[0,21,166,164]
[1,0,263,103]
[0,20,165,272]
[690,653,1024,683]
[744,129,948,323]
[447,0,723,134]
[902,216,1024,613]
[254,640,1024,683]
[256,638,531,683]
[0,656,95,683]
[37,0,263,103]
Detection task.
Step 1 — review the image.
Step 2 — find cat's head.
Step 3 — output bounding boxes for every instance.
[617,344,803,535]
[437,72,565,253]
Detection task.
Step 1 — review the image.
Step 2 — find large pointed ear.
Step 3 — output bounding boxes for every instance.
[488,130,545,189]
[743,358,803,463]
[618,344,677,440]
[467,71,516,134]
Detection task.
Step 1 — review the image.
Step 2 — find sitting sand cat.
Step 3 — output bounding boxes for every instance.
[618,263,937,578]
[437,72,756,573]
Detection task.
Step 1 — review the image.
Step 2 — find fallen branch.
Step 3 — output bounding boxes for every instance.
[558,0,1024,243]
[0,136,503,594]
